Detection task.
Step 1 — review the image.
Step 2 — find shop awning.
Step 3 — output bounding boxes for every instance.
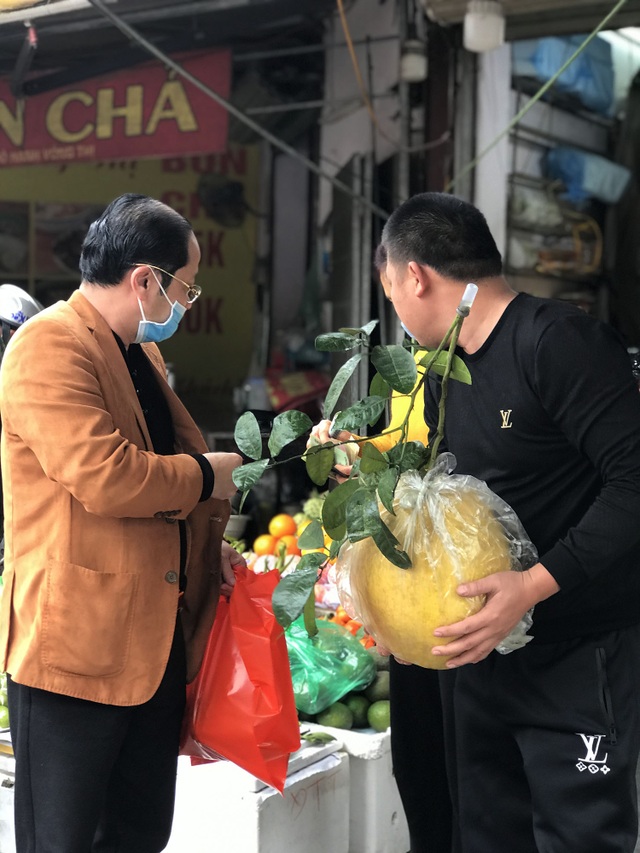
[423,0,640,40]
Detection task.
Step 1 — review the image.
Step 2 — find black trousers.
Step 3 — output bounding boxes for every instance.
[390,657,458,853]
[444,626,640,853]
[7,616,186,853]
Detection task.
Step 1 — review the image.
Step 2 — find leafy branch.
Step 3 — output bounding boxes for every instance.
[232,286,477,631]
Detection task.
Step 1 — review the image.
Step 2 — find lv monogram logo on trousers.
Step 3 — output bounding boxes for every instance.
[500,409,513,429]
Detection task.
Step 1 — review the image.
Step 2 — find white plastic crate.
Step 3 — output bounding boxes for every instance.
[165,741,350,853]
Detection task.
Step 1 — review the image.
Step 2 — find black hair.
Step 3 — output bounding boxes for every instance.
[373,243,387,271]
[381,192,502,281]
[79,194,193,287]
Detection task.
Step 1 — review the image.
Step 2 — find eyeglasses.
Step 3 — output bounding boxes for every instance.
[134,263,202,304]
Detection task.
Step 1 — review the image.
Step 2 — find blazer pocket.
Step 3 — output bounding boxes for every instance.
[42,559,138,678]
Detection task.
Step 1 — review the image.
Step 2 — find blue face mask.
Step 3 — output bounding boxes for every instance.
[134,271,186,344]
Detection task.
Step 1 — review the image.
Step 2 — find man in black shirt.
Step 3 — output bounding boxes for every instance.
[379,192,640,852]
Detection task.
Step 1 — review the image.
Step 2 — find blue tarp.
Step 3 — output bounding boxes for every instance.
[513,35,614,116]
[544,146,631,204]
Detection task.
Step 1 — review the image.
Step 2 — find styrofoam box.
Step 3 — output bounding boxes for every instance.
[165,741,350,853]
[305,724,410,853]
[0,768,15,853]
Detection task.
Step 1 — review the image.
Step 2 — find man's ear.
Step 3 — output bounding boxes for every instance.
[407,261,431,296]
[130,264,150,301]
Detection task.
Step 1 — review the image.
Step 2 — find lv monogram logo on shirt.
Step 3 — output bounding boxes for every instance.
[500,409,513,429]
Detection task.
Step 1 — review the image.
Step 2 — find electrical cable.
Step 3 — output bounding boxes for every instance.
[335,0,451,154]
[446,0,631,192]
[85,0,391,221]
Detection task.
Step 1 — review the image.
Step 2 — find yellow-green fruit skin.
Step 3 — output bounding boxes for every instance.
[343,488,512,669]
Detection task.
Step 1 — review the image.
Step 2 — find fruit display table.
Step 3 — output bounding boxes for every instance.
[304,724,410,853]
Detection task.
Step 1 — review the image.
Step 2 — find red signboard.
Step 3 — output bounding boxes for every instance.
[0,50,230,167]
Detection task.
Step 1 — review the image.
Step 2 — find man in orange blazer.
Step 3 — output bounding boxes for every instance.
[0,194,243,852]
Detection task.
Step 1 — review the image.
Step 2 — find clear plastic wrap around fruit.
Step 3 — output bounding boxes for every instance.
[335,454,538,669]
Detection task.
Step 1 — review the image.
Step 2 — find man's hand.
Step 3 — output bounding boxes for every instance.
[308,419,355,481]
[220,540,247,597]
[203,452,242,499]
[431,563,559,668]
[376,644,413,666]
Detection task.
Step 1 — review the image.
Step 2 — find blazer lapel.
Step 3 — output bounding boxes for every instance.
[67,290,154,450]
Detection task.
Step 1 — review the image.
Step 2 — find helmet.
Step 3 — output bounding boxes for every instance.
[0,283,43,331]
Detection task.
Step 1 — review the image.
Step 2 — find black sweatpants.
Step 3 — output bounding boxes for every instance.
[390,657,458,853]
[443,626,640,853]
[7,616,187,853]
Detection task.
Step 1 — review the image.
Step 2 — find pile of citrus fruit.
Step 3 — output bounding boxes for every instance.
[330,605,375,649]
[302,669,391,732]
[252,513,303,558]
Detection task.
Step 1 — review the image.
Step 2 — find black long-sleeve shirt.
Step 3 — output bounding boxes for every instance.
[114,336,214,592]
[424,292,640,642]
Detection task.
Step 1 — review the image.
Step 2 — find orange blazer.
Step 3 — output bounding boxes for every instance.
[0,290,229,706]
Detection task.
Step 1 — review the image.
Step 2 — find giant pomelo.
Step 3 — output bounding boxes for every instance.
[337,472,513,669]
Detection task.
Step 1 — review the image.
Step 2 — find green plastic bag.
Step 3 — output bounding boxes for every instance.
[286,617,376,714]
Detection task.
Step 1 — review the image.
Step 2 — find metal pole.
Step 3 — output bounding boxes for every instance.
[396,0,410,206]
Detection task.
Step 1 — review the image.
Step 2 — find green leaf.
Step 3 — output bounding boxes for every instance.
[371,519,412,569]
[315,332,360,352]
[386,440,428,473]
[341,483,410,567]
[322,478,361,540]
[332,397,388,432]
[360,442,389,475]
[328,537,344,560]
[369,371,390,400]
[232,458,269,491]
[358,471,386,495]
[233,411,262,461]
[360,319,379,337]
[449,355,472,385]
[304,444,335,486]
[337,319,378,338]
[272,565,318,628]
[344,488,381,542]
[371,345,417,395]
[297,519,325,550]
[420,350,471,385]
[323,354,363,420]
[377,467,399,515]
[297,551,328,571]
[300,731,337,744]
[268,410,313,457]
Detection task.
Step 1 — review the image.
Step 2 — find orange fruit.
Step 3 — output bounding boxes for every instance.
[268,513,297,539]
[253,534,278,556]
[279,534,301,556]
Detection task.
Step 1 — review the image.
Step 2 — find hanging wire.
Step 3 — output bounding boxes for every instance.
[85,0,391,221]
[335,0,451,154]
[446,0,631,192]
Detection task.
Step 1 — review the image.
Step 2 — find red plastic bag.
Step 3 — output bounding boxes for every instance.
[180,566,300,793]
